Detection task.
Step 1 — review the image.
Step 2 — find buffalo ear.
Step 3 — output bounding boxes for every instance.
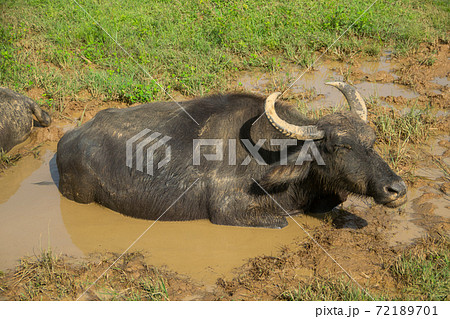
[259,162,310,191]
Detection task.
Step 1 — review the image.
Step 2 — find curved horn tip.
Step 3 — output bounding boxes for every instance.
[325,81,344,88]
[266,92,282,103]
[325,81,367,122]
[264,92,325,140]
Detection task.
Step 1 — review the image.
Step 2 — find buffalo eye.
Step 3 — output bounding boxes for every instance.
[335,144,352,150]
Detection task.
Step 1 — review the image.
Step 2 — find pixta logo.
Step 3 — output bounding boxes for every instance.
[126,132,325,176]
[193,139,325,166]
[126,129,172,176]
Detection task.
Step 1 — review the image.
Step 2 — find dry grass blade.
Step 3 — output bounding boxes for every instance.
[431,155,450,181]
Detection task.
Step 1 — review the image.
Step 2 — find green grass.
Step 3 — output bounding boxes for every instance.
[373,104,434,171]
[0,144,41,170]
[281,277,380,301]
[13,248,77,300]
[366,96,436,176]
[0,150,22,169]
[96,276,169,301]
[372,105,435,146]
[282,236,450,301]
[122,278,168,301]
[389,236,450,301]
[1,0,448,110]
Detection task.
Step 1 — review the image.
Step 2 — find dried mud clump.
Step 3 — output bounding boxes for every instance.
[214,219,397,301]
[395,42,449,107]
[381,96,408,105]
[364,71,395,83]
[30,126,64,144]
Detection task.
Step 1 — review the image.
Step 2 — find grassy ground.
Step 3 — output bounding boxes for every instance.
[280,277,381,301]
[281,236,449,301]
[0,250,170,301]
[1,0,449,111]
[389,236,450,300]
[1,235,447,300]
[368,97,437,181]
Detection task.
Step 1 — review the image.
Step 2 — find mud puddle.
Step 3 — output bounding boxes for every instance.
[232,50,450,247]
[340,165,449,247]
[389,188,428,246]
[0,147,84,271]
[340,190,429,247]
[235,53,420,109]
[0,150,322,284]
[431,76,449,87]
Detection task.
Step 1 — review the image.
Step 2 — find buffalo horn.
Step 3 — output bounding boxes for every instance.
[325,82,367,122]
[264,92,325,140]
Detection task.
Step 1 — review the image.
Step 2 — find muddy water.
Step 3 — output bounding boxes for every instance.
[342,187,448,246]
[237,55,419,109]
[359,53,394,74]
[236,55,449,247]
[431,76,449,87]
[0,148,84,270]
[427,197,450,219]
[389,188,427,246]
[2,146,445,283]
[0,149,321,284]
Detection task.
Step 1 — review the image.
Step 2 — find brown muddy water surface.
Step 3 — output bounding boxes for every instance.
[1,49,449,288]
[0,147,322,284]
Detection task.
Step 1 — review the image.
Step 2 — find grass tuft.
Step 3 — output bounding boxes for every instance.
[389,236,450,301]
[0,144,42,170]
[367,97,436,176]
[281,277,380,301]
[1,250,170,301]
[0,150,22,169]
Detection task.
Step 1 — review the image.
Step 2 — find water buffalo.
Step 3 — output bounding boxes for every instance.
[0,87,51,153]
[57,82,407,228]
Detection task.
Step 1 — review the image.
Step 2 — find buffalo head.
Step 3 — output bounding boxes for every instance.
[259,82,407,210]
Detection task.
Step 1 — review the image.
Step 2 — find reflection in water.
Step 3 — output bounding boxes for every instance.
[0,146,440,282]
[60,189,322,284]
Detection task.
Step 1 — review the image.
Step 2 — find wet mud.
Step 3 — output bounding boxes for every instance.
[0,42,449,300]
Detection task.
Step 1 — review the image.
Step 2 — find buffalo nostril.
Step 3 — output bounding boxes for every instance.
[384,181,407,198]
